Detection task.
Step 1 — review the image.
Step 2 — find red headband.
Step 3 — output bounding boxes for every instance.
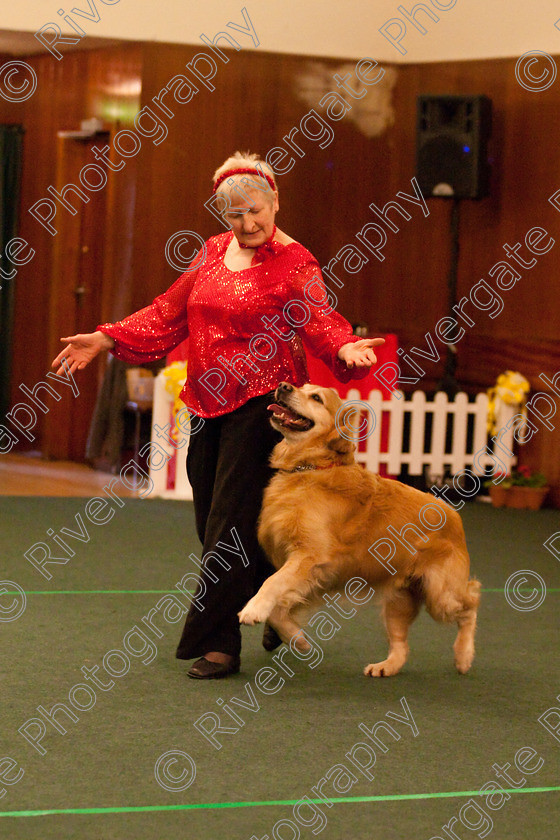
[212,167,276,194]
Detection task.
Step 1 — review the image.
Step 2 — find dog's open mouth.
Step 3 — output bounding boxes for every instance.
[267,401,314,431]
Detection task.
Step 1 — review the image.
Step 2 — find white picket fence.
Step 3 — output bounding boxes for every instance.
[345,388,516,479]
[146,376,516,499]
[148,371,193,500]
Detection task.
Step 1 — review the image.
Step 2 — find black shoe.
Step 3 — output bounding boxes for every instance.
[262,623,283,651]
[187,656,240,680]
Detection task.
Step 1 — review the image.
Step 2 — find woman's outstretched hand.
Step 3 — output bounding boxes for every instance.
[338,337,385,369]
[51,331,114,376]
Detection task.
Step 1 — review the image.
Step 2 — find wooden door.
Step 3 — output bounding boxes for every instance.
[44,132,110,461]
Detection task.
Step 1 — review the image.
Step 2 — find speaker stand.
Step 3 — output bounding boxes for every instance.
[437,198,461,398]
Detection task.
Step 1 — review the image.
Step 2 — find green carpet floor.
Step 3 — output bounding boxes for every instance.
[1,497,559,839]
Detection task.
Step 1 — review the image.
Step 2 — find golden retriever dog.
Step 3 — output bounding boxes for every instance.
[238,382,481,676]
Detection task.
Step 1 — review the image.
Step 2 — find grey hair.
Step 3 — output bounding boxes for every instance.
[212,151,278,209]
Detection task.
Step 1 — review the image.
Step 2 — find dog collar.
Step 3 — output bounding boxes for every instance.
[279,462,343,474]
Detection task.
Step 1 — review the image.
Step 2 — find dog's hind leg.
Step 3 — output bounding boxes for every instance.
[452,579,481,674]
[364,587,421,678]
[422,563,481,674]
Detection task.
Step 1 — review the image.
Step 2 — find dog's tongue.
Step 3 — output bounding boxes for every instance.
[267,403,293,419]
[268,403,291,416]
[268,403,300,422]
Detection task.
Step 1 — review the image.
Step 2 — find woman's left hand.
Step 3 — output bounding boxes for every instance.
[338,338,385,368]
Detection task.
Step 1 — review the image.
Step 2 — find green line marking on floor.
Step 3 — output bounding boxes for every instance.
[21,588,559,595]
[481,588,558,592]
[23,590,187,595]
[2,785,559,818]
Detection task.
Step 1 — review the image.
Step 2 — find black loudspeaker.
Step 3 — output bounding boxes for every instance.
[416,95,492,199]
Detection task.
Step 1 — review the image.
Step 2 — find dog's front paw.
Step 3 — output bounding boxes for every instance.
[363,659,401,678]
[238,597,269,626]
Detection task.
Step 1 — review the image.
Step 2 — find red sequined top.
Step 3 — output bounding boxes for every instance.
[97,231,368,418]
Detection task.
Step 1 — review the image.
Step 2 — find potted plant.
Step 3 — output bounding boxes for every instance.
[485,477,509,508]
[507,466,549,509]
[485,467,549,510]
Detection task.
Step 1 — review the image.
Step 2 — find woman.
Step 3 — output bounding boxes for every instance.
[52,152,384,680]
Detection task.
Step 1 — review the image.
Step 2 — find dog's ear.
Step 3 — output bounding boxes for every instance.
[326,404,359,455]
[326,433,355,455]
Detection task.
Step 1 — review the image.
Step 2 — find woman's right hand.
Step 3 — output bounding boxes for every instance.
[51,331,114,376]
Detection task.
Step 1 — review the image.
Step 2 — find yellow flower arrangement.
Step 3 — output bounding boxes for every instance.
[162,361,188,440]
[486,370,530,436]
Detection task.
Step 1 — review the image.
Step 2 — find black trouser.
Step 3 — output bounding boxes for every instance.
[175,392,282,660]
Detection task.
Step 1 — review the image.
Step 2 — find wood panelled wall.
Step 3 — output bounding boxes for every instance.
[130,44,392,314]
[392,60,560,504]
[1,44,142,450]
[0,45,141,449]
[2,43,559,501]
